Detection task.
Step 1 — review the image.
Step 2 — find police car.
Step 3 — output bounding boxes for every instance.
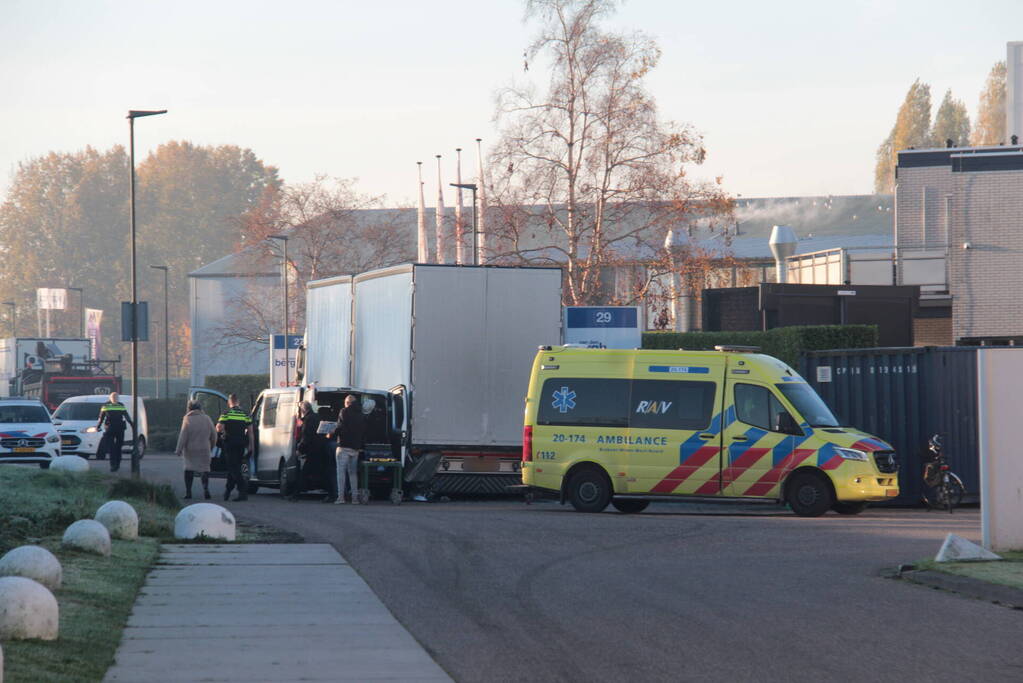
[0,398,62,468]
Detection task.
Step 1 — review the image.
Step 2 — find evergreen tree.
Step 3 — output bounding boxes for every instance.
[971,60,1007,146]
[930,90,971,147]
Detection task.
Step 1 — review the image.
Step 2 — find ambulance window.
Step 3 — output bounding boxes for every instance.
[629,380,716,430]
[537,378,629,427]
[734,384,791,433]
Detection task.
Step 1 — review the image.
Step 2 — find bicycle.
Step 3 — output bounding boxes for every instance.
[921,434,964,513]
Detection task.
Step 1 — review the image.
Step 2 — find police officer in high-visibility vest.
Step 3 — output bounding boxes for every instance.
[217,394,252,501]
[95,392,135,473]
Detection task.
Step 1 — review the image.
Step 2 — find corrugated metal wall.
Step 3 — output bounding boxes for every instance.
[800,347,987,504]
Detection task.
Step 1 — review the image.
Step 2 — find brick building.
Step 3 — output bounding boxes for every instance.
[895,145,1023,344]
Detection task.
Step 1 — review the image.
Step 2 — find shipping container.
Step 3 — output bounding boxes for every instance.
[799,346,1004,504]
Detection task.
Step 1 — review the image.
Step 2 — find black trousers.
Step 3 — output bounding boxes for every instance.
[223,445,247,496]
[101,431,126,470]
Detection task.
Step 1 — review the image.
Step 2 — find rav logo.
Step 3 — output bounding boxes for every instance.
[635,401,672,415]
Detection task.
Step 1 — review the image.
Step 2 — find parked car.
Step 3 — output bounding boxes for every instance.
[0,397,61,468]
[51,394,149,459]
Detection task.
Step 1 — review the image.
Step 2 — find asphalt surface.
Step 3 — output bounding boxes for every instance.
[104,454,1022,683]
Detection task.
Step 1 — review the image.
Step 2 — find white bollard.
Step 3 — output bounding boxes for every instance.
[174,503,236,541]
[95,501,139,541]
[0,576,59,641]
[0,546,62,590]
[62,519,112,556]
[48,455,89,473]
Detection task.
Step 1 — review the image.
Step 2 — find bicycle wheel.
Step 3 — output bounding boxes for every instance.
[946,475,965,511]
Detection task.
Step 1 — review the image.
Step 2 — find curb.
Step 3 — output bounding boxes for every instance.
[899,568,1023,609]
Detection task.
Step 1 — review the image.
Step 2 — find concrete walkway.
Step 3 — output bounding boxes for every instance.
[104,544,452,682]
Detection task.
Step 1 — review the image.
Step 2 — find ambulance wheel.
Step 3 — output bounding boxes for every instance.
[831,501,867,515]
[136,437,146,459]
[567,467,612,513]
[611,499,650,514]
[786,472,833,517]
[389,489,402,505]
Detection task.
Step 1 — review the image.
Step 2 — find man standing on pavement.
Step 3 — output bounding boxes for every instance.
[217,394,252,502]
[329,394,365,505]
[95,392,134,472]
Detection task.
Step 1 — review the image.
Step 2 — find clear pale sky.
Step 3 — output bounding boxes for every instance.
[2,0,1021,204]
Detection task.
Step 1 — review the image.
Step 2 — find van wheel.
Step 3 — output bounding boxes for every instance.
[786,472,834,517]
[611,499,649,514]
[567,467,612,513]
[832,501,867,515]
[136,437,146,459]
[278,461,291,498]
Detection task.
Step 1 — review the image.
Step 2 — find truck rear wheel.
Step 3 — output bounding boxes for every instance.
[567,467,612,513]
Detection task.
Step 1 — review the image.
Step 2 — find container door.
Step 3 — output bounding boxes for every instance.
[719,380,810,498]
[630,368,725,496]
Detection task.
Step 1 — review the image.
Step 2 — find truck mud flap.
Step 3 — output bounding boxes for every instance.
[428,473,523,495]
[403,451,443,485]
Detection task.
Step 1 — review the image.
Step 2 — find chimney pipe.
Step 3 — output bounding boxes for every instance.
[768,225,798,284]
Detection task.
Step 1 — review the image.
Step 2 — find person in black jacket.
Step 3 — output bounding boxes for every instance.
[329,394,365,505]
[297,401,328,496]
[96,392,135,472]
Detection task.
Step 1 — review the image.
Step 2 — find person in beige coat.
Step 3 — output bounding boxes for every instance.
[175,400,217,499]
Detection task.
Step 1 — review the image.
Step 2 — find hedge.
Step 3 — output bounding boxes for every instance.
[642,325,878,368]
[202,374,270,406]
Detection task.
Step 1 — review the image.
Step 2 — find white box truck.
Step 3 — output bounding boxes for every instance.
[303,264,563,495]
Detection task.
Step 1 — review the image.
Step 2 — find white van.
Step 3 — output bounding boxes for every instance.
[189,385,405,497]
[52,395,149,459]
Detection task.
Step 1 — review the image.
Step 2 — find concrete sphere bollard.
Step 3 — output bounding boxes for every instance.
[0,576,59,641]
[48,455,89,473]
[95,500,139,541]
[174,503,236,541]
[0,546,62,590]
[62,519,112,556]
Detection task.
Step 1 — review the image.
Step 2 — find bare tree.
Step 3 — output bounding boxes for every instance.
[488,0,732,307]
[215,177,414,348]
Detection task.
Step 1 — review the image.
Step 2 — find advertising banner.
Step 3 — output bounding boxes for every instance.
[86,308,103,359]
[564,306,642,349]
[270,334,303,388]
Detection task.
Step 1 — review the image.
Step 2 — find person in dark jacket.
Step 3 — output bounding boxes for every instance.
[296,401,328,496]
[329,394,366,505]
[95,392,135,472]
[217,394,252,502]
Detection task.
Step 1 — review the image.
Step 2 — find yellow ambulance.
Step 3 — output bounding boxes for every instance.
[521,345,899,516]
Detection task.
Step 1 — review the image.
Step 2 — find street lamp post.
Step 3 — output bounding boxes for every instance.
[450,183,478,265]
[268,235,290,386]
[128,108,167,478]
[67,286,84,337]
[2,302,15,337]
[149,265,169,399]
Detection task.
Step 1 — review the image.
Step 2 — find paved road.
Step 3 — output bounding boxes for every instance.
[109,454,1023,683]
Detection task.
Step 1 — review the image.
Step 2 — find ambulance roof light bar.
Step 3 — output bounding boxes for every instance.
[714,345,761,353]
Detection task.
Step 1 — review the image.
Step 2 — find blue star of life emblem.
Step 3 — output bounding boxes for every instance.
[551,386,576,413]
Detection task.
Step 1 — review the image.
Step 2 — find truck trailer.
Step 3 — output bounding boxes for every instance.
[0,338,120,410]
[304,264,563,495]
